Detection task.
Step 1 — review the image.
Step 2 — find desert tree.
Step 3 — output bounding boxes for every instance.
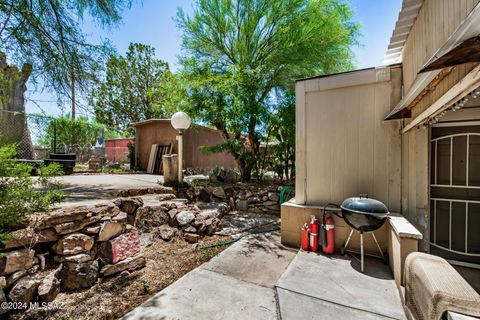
[90,43,177,134]
[177,0,360,181]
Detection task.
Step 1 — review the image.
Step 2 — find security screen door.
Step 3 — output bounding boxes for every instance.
[430,125,480,266]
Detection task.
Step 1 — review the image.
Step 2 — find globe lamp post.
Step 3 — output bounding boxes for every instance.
[171,112,191,182]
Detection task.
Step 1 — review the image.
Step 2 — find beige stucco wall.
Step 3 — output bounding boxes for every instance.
[401,128,430,251]
[295,66,402,211]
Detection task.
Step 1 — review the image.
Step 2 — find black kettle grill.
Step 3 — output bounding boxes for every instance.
[339,195,389,272]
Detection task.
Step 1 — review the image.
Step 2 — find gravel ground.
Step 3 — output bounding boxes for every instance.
[11,235,231,320]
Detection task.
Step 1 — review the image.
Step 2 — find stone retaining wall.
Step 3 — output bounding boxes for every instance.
[0,186,227,315]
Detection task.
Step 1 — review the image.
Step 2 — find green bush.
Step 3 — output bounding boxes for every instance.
[0,144,64,242]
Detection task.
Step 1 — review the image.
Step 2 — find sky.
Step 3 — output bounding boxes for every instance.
[25,0,402,117]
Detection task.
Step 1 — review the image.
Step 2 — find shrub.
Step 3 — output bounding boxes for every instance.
[0,144,64,242]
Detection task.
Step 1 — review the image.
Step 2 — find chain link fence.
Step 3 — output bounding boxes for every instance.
[0,110,105,163]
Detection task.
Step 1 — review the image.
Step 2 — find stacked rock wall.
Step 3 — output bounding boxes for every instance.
[0,188,226,314]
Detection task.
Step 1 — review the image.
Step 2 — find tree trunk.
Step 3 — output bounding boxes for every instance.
[238,158,252,182]
[0,53,33,159]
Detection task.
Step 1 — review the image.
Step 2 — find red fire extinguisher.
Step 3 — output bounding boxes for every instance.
[322,214,335,254]
[309,216,319,252]
[301,223,310,251]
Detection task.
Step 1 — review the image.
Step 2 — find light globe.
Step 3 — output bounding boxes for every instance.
[171,112,191,130]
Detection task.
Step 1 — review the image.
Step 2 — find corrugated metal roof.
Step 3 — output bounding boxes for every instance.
[382,0,423,65]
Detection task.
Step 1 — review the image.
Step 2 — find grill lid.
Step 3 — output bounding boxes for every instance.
[340,195,389,215]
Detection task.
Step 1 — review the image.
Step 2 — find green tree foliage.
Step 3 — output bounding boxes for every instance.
[177,0,360,181]
[37,115,105,150]
[266,93,295,181]
[34,114,121,151]
[0,0,131,99]
[0,144,63,242]
[90,43,177,133]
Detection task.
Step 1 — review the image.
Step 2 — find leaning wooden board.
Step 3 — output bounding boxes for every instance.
[146,144,158,173]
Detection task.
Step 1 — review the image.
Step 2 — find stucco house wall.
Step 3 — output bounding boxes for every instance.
[295,66,402,210]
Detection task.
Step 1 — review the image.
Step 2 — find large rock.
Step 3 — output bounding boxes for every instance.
[205,218,221,235]
[53,215,102,234]
[97,222,125,242]
[100,254,146,277]
[1,228,59,250]
[35,205,118,230]
[6,270,27,287]
[167,209,178,221]
[113,197,144,224]
[54,253,93,263]
[0,249,35,275]
[38,269,60,302]
[176,211,196,226]
[35,208,90,230]
[198,203,228,220]
[211,187,226,199]
[183,226,197,233]
[157,225,177,241]
[7,276,40,305]
[83,224,101,235]
[112,211,128,223]
[60,260,99,290]
[157,194,177,201]
[134,206,169,231]
[235,199,249,211]
[184,233,200,243]
[52,233,94,255]
[97,232,140,264]
[268,192,279,202]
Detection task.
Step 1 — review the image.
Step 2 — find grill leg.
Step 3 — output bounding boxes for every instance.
[371,232,384,259]
[344,229,354,252]
[360,232,364,272]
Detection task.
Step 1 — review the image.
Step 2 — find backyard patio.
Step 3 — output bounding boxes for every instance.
[123,233,406,320]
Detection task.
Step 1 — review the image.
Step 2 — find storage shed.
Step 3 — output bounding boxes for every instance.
[132,119,237,172]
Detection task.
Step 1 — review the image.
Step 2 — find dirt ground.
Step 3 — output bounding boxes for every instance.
[11,235,231,320]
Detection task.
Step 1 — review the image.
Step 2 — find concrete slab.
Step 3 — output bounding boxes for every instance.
[276,251,406,320]
[277,287,398,320]
[201,233,297,288]
[122,268,278,320]
[55,174,162,204]
[52,174,206,206]
[122,233,295,319]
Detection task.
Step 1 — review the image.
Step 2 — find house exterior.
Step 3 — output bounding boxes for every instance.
[284,0,480,270]
[132,119,237,172]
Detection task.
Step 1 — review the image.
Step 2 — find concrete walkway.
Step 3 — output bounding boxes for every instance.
[122,232,296,320]
[122,233,407,320]
[55,174,163,204]
[51,173,208,206]
[276,251,406,319]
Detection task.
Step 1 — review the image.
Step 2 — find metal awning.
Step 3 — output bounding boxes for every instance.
[385,1,480,121]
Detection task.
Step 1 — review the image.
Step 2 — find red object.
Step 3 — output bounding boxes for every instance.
[301,223,310,251]
[322,214,335,254]
[309,216,319,252]
[105,138,133,163]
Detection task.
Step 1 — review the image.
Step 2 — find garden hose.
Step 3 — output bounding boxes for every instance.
[279,185,295,204]
[200,227,281,250]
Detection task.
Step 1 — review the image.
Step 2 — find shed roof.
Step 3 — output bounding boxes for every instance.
[131,118,223,135]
